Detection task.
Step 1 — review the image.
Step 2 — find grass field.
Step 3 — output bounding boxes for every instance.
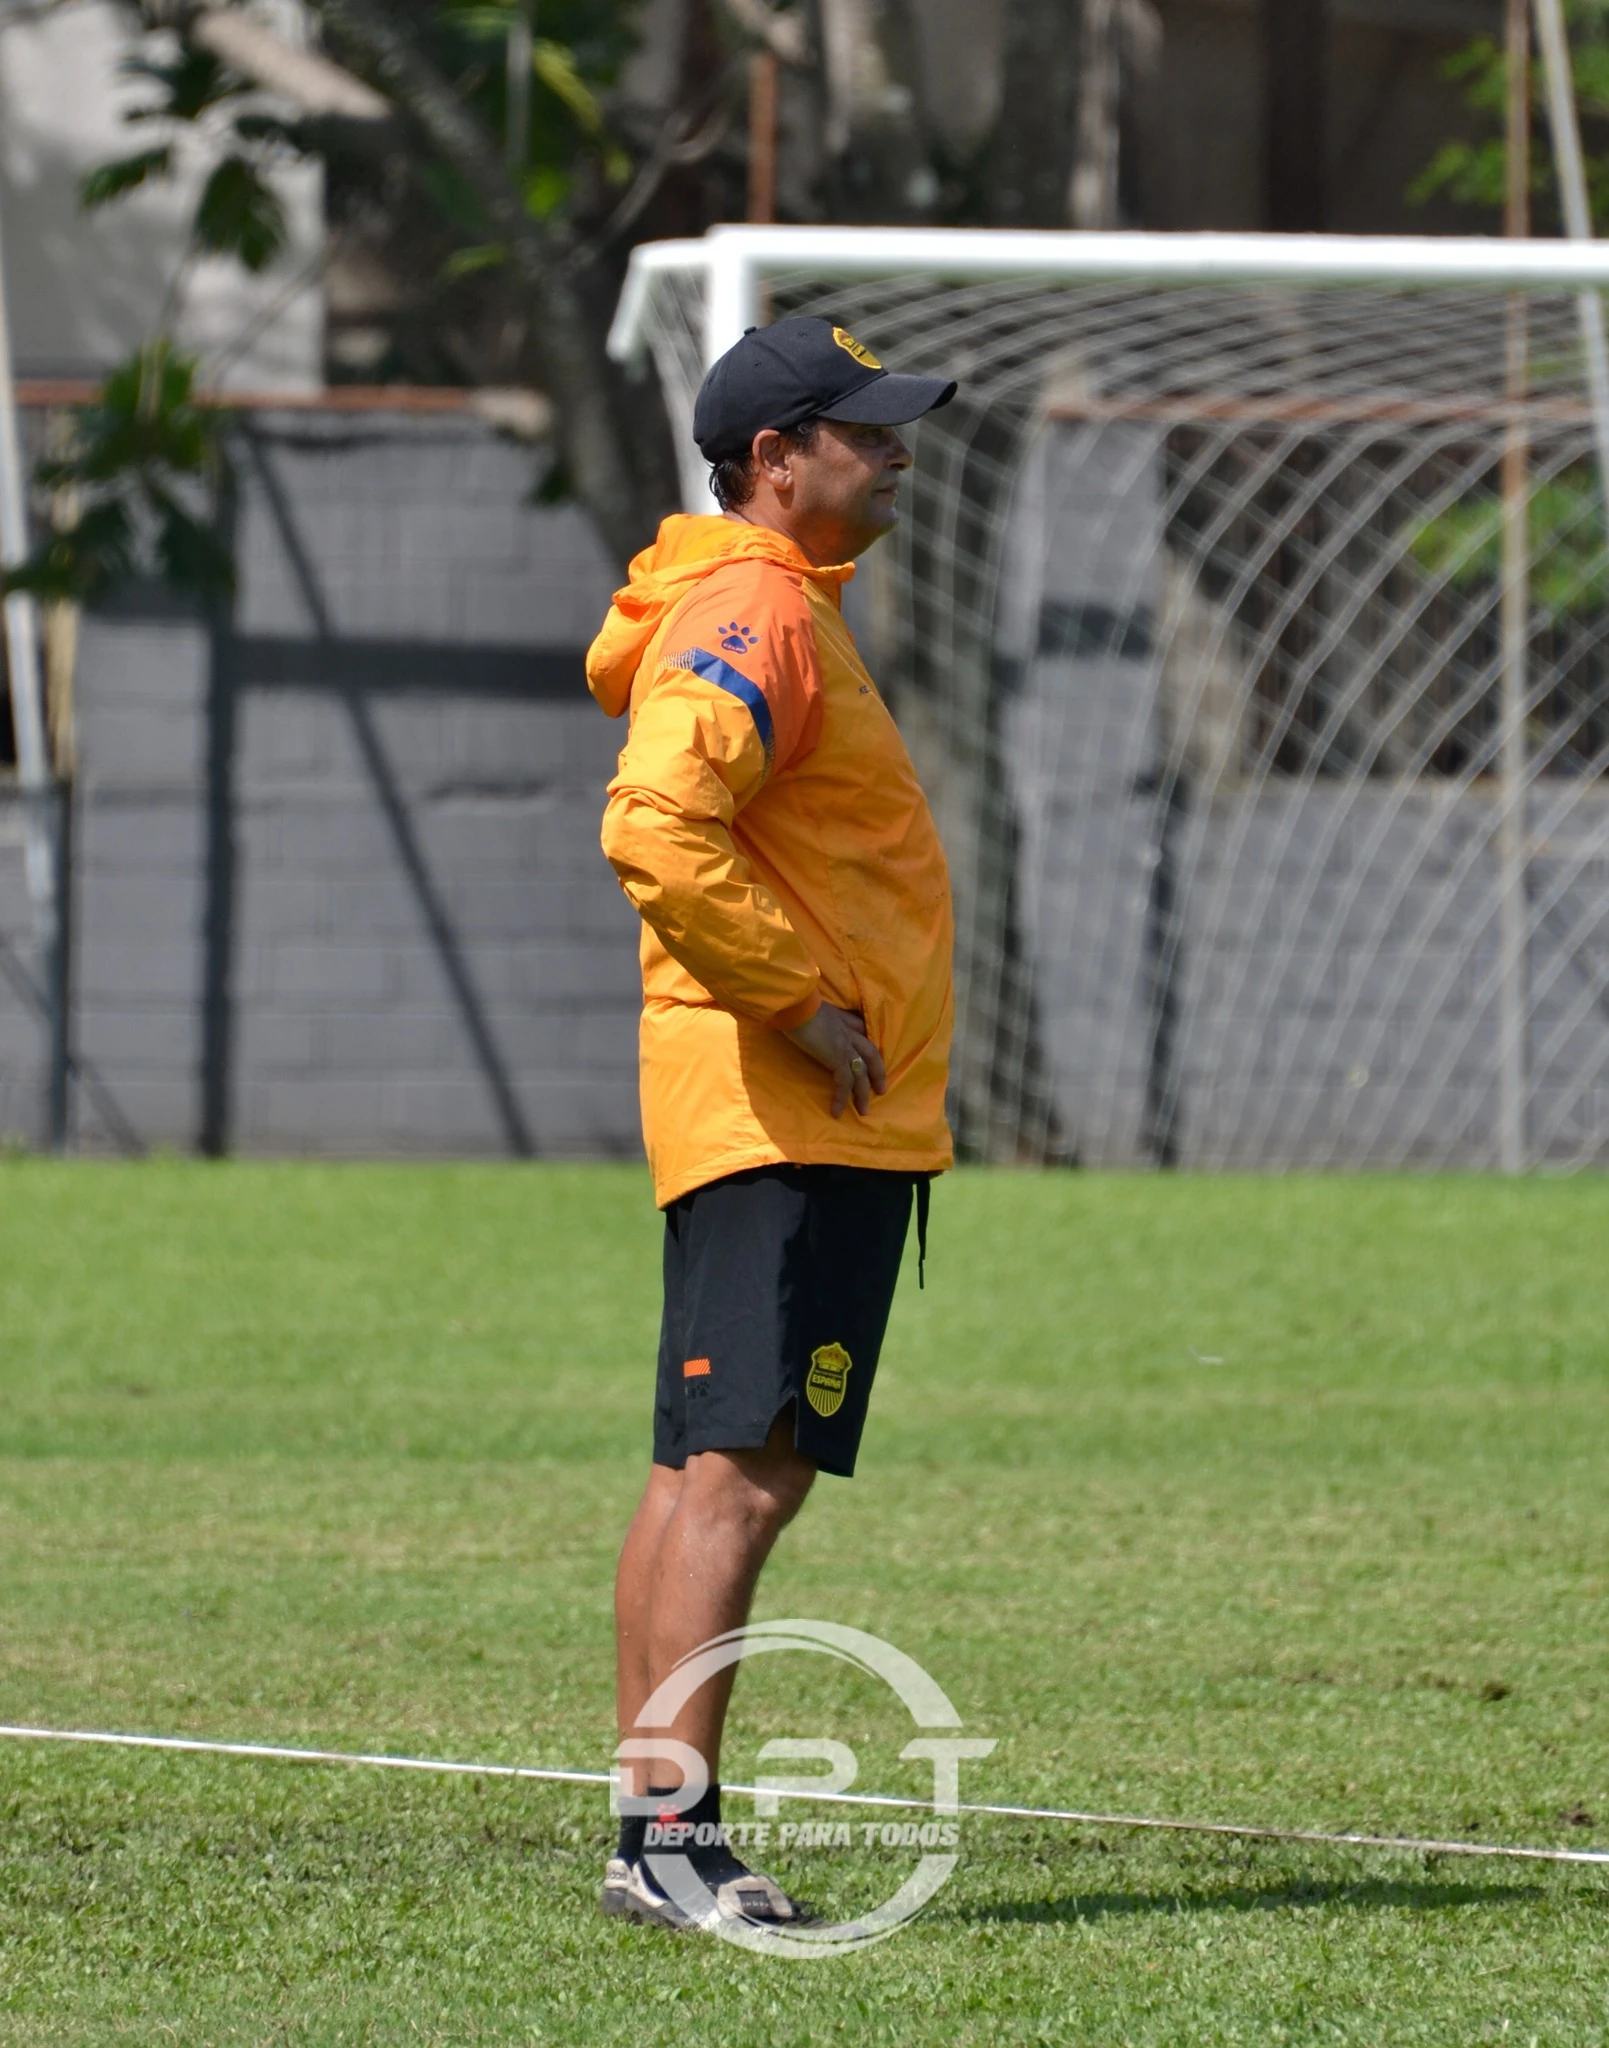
[1,1161,1607,2045]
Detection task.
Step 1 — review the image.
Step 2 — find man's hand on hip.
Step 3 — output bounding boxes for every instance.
[786,1004,888,1117]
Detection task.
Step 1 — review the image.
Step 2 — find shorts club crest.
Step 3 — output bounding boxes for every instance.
[805,1342,853,1417]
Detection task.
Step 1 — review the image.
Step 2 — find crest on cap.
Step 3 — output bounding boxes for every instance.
[832,328,882,370]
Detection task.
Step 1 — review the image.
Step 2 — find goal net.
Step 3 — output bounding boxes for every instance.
[612,229,1609,1171]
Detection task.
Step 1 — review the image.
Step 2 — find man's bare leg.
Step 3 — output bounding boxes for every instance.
[614,1462,683,1806]
[646,1411,816,1789]
[614,1410,815,1802]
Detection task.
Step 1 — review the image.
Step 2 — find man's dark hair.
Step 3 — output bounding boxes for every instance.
[707,418,821,513]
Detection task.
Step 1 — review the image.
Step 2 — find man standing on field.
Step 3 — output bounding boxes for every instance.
[585,317,957,1932]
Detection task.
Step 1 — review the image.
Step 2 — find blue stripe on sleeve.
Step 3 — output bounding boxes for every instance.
[673,647,775,768]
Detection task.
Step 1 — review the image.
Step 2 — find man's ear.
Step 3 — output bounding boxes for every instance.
[752,428,793,491]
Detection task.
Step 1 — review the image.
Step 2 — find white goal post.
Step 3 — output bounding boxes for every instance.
[608,228,1609,1172]
[612,225,1609,362]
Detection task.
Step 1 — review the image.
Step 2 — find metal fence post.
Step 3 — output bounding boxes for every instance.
[1498,0,1532,1174]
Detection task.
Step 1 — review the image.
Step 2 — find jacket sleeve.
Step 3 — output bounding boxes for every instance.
[600,567,825,1029]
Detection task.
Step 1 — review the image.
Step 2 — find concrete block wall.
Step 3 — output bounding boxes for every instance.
[1006,652,1157,1165]
[1176,784,1609,1168]
[2,402,645,1160]
[217,411,638,1157]
[73,618,210,1146]
[230,689,641,1157]
[999,423,1167,1166]
[1000,422,1609,1170]
[0,614,205,1152]
[232,414,619,649]
[7,400,1606,1167]
[1006,656,1609,1168]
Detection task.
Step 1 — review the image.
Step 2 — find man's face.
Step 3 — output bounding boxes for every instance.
[761,419,915,560]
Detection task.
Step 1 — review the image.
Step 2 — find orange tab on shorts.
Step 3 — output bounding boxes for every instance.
[683,1357,712,1377]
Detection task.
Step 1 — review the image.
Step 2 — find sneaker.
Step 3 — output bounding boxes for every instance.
[697,1856,804,1926]
[620,1852,806,1933]
[598,1855,633,1918]
[616,1855,698,1931]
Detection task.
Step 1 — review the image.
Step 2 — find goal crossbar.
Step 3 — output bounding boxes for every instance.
[609,227,1609,370]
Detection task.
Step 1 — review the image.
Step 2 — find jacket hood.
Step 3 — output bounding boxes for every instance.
[586,514,854,718]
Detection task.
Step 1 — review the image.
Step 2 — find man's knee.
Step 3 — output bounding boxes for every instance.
[644,1461,684,1514]
[752,1445,816,1526]
[684,1432,815,1538]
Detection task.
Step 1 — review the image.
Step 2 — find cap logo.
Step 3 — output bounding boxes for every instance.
[832,327,881,370]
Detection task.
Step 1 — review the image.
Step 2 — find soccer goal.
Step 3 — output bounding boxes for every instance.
[610,227,1609,1173]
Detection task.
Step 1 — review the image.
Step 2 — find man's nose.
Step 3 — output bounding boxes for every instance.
[886,432,913,470]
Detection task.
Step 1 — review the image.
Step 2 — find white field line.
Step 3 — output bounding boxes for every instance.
[2,1723,1606,1869]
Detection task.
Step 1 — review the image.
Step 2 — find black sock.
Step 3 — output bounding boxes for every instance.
[665,1784,754,1881]
[616,1808,648,1865]
[616,1784,664,1864]
[677,1781,722,1847]
[619,1782,722,1864]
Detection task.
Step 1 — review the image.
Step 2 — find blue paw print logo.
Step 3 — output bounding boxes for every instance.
[719,621,759,654]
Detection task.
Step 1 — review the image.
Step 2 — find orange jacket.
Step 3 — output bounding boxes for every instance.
[587,514,954,1207]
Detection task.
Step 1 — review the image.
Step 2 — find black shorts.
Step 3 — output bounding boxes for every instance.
[653,1165,925,1479]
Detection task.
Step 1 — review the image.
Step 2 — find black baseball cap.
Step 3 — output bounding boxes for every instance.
[692,317,957,463]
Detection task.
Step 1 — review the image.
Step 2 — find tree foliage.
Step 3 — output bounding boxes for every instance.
[194,154,290,271]
[1411,4,1609,230]
[78,145,174,208]
[22,0,1090,588]
[1408,6,1609,625]
[3,340,233,605]
[80,37,291,274]
[1407,475,1609,617]
[20,0,685,599]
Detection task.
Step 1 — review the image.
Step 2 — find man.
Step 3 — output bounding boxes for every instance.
[585,316,958,1932]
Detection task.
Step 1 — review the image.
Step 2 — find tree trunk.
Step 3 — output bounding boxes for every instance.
[1070,0,1120,229]
[1264,0,1327,232]
[987,0,1080,226]
[318,0,679,565]
[815,0,931,218]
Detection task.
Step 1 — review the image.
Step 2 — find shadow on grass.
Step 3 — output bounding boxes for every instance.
[944,1875,1560,1926]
